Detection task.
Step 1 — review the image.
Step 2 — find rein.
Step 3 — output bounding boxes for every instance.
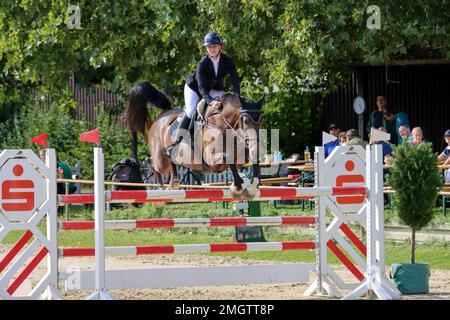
[204,108,247,145]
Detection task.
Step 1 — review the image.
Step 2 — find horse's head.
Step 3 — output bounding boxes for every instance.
[216,92,242,124]
[208,92,264,166]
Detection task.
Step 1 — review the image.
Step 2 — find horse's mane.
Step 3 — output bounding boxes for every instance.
[219,93,241,108]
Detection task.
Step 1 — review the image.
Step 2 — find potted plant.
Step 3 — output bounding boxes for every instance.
[387,142,443,294]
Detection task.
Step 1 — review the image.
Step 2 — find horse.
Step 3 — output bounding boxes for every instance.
[123,81,264,198]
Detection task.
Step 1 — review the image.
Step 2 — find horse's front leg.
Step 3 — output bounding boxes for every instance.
[243,163,260,199]
[154,171,165,190]
[168,163,180,189]
[229,164,244,198]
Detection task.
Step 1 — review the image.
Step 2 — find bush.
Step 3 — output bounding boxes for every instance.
[0,104,148,179]
[387,142,443,263]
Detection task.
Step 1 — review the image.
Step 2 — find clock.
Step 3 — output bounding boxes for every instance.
[353,96,366,115]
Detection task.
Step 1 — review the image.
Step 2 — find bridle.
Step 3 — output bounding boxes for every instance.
[203,106,262,148]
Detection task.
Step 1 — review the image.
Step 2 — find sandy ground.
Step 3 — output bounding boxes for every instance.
[1,245,449,300]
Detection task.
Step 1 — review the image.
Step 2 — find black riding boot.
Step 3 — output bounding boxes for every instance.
[165,114,191,158]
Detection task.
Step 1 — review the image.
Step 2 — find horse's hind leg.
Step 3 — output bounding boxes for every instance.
[168,163,180,189]
[154,170,165,189]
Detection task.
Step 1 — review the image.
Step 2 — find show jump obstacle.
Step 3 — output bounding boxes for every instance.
[0,146,400,300]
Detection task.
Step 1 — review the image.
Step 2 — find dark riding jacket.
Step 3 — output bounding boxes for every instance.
[186,53,240,105]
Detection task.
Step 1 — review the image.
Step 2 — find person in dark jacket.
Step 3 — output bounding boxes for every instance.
[367,96,396,144]
[165,32,241,157]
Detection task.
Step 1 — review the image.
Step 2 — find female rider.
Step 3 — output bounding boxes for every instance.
[165,32,241,157]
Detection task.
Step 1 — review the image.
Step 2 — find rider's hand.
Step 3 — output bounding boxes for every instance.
[210,100,222,111]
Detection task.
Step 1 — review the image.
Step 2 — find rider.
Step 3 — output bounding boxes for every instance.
[165,31,241,157]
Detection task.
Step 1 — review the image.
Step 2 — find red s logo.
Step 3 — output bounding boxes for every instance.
[1,164,35,211]
[335,160,365,204]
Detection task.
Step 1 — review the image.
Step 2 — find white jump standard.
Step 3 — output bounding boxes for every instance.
[0,145,400,300]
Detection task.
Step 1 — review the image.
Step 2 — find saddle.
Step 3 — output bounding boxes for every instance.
[167,100,211,170]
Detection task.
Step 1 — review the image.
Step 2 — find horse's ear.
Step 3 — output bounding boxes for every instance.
[238,95,246,108]
[257,94,265,109]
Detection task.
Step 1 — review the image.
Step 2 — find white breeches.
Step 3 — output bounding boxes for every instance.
[184,83,222,119]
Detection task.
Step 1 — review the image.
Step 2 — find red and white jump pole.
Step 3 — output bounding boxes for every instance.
[59,216,317,230]
[60,241,317,257]
[59,186,367,205]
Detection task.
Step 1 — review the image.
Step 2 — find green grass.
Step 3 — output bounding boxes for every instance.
[2,202,449,269]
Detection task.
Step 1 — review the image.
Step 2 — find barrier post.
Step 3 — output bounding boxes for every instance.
[42,148,64,299]
[304,147,341,297]
[86,147,115,300]
[342,144,400,300]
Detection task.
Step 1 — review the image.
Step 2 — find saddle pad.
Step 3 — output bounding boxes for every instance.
[168,112,199,142]
[168,113,185,141]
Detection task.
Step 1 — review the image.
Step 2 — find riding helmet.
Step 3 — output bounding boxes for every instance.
[203,32,223,46]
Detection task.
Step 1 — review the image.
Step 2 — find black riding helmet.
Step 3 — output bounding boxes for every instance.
[203,32,223,46]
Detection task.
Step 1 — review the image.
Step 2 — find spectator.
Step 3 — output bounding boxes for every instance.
[343,129,368,148]
[381,105,398,144]
[39,150,76,195]
[324,123,341,158]
[410,127,427,148]
[367,96,396,144]
[438,129,450,183]
[390,109,410,144]
[398,124,412,145]
[338,131,347,144]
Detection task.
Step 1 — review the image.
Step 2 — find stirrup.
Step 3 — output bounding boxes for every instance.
[165,137,182,157]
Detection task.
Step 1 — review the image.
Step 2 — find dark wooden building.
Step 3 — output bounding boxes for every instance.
[319,60,450,152]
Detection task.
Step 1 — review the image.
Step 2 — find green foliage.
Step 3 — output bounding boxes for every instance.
[0,104,147,179]
[388,142,443,230]
[1,1,449,154]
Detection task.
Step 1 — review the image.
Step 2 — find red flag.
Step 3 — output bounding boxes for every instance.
[79,128,100,145]
[31,133,48,148]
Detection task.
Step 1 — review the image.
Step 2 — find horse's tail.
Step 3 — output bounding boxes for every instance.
[123,81,172,135]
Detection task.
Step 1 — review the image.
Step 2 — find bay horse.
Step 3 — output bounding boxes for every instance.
[123,81,263,198]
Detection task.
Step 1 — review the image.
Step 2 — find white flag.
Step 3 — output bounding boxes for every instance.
[322,131,337,145]
[370,128,391,143]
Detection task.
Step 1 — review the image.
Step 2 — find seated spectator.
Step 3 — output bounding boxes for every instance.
[39,149,76,195]
[324,123,341,158]
[343,129,368,148]
[438,129,450,164]
[410,127,427,148]
[438,129,450,183]
[382,108,410,144]
[338,131,347,144]
[392,110,410,145]
[398,124,412,144]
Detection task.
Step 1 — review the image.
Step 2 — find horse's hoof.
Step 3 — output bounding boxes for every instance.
[230,184,244,198]
[168,179,180,190]
[243,178,259,199]
[243,187,257,200]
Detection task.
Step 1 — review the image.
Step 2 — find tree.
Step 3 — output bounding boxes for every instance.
[1,1,449,153]
[388,142,443,263]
